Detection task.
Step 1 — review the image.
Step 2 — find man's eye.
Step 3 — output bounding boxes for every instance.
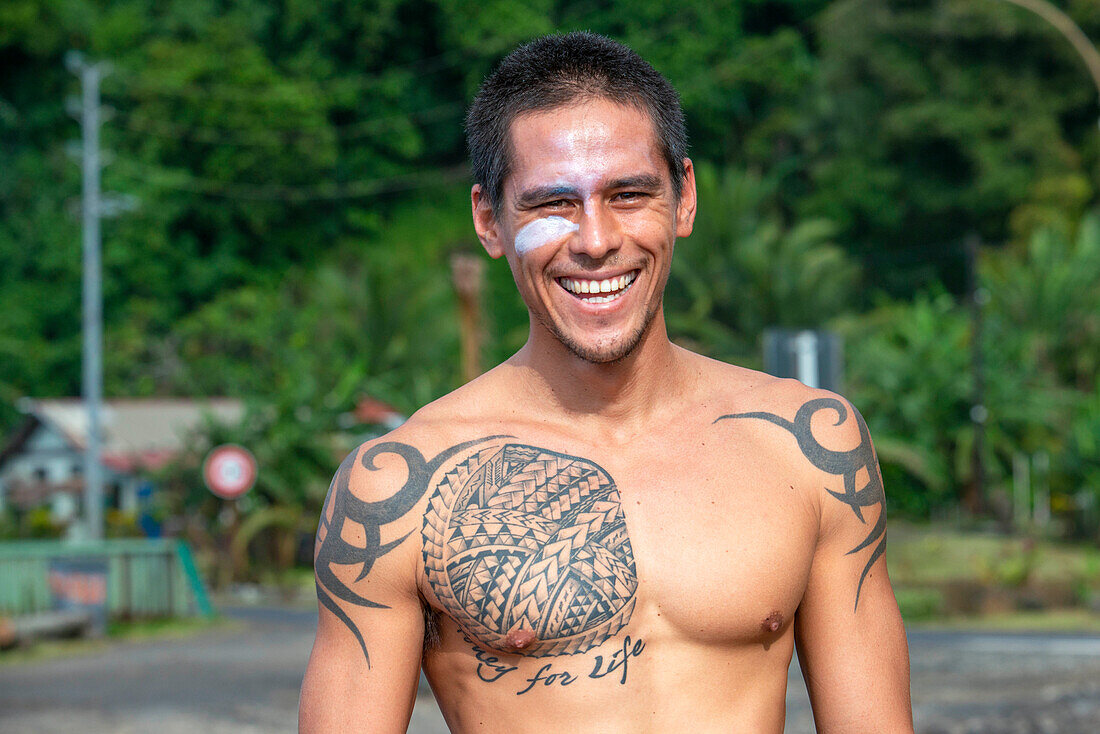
[615,192,645,202]
[541,199,569,208]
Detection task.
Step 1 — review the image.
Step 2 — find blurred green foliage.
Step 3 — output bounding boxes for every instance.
[667,163,859,363]
[2,0,1100,552]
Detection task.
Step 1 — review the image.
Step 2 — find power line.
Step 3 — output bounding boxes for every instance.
[113,161,470,202]
[102,47,479,105]
[112,101,466,145]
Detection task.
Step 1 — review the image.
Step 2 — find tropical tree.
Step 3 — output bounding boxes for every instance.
[807,0,1098,296]
[666,163,859,364]
[983,211,1100,392]
[1058,379,1100,540]
[841,211,1100,521]
[981,211,1100,532]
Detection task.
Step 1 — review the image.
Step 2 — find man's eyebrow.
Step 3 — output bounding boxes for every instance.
[514,185,580,208]
[606,174,663,191]
[514,175,664,208]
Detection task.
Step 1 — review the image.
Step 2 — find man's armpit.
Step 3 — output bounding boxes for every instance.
[713,397,886,611]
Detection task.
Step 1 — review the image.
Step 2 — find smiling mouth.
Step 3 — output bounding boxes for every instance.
[557,271,638,304]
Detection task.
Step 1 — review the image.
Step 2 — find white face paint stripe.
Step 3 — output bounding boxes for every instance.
[514,216,579,255]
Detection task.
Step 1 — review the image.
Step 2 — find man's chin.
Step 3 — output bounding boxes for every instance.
[531,302,660,366]
[551,322,651,366]
[565,341,636,365]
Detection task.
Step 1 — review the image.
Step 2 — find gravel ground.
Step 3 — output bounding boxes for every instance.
[2,607,1099,733]
[904,631,1100,734]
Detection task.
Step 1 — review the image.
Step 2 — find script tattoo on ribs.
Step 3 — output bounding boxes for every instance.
[422,442,638,657]
[314,436,506,667]
[714,397,886,610]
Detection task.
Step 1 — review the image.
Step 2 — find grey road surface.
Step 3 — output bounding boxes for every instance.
[2,605,1099,733]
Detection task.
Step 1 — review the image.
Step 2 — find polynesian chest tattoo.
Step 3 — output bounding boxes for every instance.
[315,398,882,685]
[314,436,643,693]
[713,397,887,611]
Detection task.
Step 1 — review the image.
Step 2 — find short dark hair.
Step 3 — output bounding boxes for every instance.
[466,32,688,216]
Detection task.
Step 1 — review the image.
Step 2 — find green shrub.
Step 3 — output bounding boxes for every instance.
[894,587,945,621]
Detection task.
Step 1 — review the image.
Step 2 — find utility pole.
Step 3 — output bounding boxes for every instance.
[66,52,136,541]
[66,53,136,541]
[68,53,106,541]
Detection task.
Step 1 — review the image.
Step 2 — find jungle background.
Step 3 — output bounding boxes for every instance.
[3,0,1100,617]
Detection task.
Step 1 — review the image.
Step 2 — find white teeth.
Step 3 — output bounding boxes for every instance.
[559,271,638,301]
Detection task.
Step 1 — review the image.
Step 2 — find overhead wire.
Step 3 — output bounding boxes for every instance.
[91,45,483,200]
[112,101,466,145]
[102,46,480,105]
[112,160,471,202]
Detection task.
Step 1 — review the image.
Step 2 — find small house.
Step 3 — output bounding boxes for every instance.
[0,398,243,524]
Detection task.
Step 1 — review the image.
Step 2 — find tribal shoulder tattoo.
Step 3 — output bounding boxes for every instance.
[713,397,887,611]
[315,436,508,666]
[315,436,640,677]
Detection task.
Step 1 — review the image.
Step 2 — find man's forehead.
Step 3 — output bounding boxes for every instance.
[507,97,657,145]
[504,99,666,192]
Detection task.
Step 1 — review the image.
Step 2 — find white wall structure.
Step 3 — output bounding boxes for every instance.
[0,399,243,529]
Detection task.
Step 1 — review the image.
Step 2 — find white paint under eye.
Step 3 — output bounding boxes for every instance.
[514,216,579,255]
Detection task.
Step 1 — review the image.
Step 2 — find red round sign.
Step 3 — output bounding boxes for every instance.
[203,444,257,499]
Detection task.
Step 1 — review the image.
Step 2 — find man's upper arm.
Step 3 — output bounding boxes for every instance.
[299,442,426,734]
[787,395,914,732]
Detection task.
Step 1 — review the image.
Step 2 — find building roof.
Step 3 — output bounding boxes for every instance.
[353,395,404,428]
[4,398,244,473]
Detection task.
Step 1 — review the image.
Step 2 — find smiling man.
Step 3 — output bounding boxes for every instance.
[299,32,914,733]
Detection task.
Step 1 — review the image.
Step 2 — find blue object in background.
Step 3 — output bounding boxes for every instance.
[137,480,162,537]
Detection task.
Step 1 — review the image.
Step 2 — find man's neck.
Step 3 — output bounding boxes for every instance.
[506,314,694,442]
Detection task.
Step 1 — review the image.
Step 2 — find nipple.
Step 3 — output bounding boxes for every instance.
[761,611,784,634]
[505,627,538,651]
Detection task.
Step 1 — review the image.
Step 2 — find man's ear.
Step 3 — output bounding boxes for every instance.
[472,185,506,259]
[675,158,698,239]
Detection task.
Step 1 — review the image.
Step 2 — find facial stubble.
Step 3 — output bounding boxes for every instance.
[533,291,663,365]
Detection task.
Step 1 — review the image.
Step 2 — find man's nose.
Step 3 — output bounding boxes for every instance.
[569,204,621,259]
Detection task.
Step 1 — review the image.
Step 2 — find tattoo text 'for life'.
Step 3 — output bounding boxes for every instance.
[471,634,646,695]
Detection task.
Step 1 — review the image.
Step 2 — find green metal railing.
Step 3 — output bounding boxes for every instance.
[0,539,212,619]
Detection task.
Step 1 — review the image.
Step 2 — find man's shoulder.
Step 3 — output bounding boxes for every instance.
[398,371,508,439]
[735,377,853,419]
[686,351,840,416]
[341,371,513,480]
[700,354,871,462]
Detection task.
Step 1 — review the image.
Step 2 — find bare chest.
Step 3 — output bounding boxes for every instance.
[617,444,818,643]
[417,434,818,656]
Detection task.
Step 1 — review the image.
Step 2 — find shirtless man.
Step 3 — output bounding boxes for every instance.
[299,32,913,733]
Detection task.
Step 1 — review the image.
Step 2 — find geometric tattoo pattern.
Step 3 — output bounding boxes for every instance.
[422,442,637,657]
[714,397,887,611]
[315,436,506,668]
